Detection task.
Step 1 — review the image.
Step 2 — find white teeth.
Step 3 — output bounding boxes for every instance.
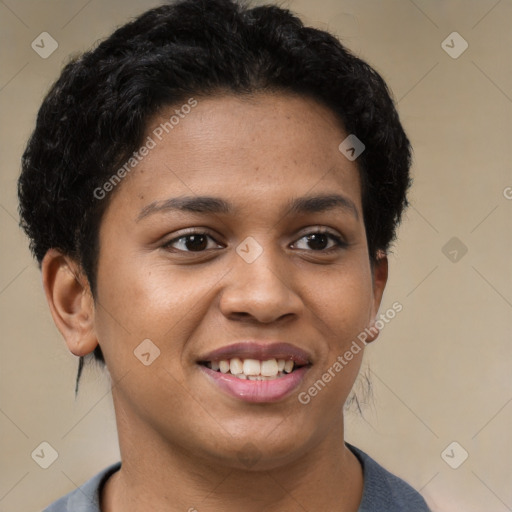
[243,359,261,376]
[261,359,279,377]
[229,357,243,375]
[209,358,299,378]
[284,360,294,373]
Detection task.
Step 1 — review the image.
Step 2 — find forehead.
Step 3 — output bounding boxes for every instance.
[105,93,363,219]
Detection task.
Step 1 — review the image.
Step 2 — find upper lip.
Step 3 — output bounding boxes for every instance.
[197,342,312,366]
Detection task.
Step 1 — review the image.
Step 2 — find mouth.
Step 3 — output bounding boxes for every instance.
[197,342,312,403]
[199,358,305,380]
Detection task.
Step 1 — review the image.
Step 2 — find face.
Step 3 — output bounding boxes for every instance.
[88,93,386,469]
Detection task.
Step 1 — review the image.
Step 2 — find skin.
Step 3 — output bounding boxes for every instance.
[42,92,388,512]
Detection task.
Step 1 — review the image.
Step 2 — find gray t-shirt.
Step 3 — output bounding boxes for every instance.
[41,444,430,511]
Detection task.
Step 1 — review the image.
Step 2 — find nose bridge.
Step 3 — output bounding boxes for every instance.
[219,237,301,322]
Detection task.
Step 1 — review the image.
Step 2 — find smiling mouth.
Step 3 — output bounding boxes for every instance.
[199,358,307,380]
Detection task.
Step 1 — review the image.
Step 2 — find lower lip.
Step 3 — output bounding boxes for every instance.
[199,365,309,403]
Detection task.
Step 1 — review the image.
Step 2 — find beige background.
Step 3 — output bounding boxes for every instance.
[1,0,511,511]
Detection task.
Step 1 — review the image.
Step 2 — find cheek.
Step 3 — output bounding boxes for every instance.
[306,261,373,406]
[93,251,221,362]
[306,260,375,344]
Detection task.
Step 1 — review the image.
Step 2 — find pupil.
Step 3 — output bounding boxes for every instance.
[307,233,328,250]
[186,235,208,251]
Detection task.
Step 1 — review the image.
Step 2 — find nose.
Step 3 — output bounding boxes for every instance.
[219,245,303,324]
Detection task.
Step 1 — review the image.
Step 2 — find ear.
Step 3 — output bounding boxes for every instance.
[365,251,389,344]
[41,249,98,356]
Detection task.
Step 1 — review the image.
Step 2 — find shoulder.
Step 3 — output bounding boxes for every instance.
[347,443,431,511]
[41,462,121,512]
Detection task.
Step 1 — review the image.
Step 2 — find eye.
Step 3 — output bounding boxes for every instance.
[162,232,223,252]
[161,229,346,254]
[292,230,347,252]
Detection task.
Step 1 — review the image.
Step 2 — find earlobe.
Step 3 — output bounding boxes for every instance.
[41,249,98,357]
[366,251,389,344]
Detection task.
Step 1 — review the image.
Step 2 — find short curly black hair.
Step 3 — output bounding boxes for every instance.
[18,0,412,393]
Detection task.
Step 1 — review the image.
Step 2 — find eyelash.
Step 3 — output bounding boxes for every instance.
[161,229,347,254]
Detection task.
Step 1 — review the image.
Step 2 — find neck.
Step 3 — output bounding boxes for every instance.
[102,395,363,512]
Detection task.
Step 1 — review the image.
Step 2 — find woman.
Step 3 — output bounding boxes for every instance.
[18,0,430,510]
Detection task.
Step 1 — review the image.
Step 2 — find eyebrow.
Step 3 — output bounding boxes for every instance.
[137,193,359,222]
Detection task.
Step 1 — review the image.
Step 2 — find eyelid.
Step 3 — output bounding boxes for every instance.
[162,228,224,251]
[295,225,345,239]
[291,227,347,251]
